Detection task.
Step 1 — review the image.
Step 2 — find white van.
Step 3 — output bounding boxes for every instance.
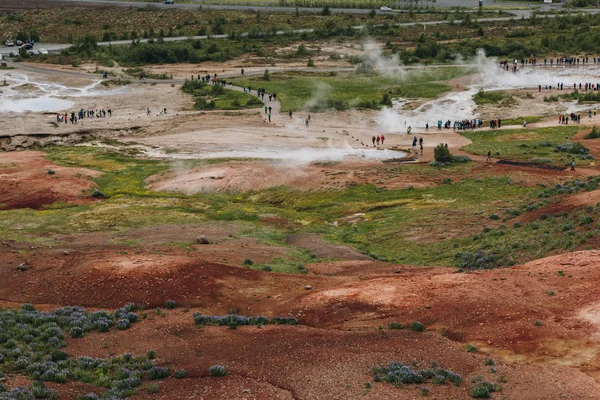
[380,6,392,12]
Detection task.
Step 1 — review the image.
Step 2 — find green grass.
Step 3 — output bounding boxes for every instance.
[560,90,600,104]
[460,126,583,163]
[4,146,598,271]
[181,80,264,110]
[501,116,541,126]
[231,68,470,112]
[472,89,508,105]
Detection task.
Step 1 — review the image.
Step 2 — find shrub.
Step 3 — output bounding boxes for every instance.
[484,358,495,366]
[489,214,500,220]
[471,381,501,398]
[147,366,169,380]
[174,369,186,379]
[530,157,554,164]
[22,304,35,312]
[147,350,156,360]
[409,322,425,332]
[455,251,499,270]
[117,320,131,330]
[434,144,452,163]
[584,125,600,139]
[75,393,98,400]
[30,381,58,399]
[451,155,471,163]
[1,387,36,399]
[165,300,176,310]
[145,383,160,393]
[261,265,273,272]
[388,322,403,330]
[243,259,253,266]
[209,365,227,377]
[465,344,478,353]
[555,142,589,155]
[373,362,462,388]
[70,327,84,338]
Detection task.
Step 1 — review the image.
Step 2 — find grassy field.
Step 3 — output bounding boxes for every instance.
[231,68,470,111]
[182,79,264,110]
[0,6,449,43]
[460,126,586,164]
[3,145,600,270]
[473,90,510,105]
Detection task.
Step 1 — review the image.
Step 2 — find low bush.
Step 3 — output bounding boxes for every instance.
[174,369,186,379]
[165,300,176,310]
[388,322,403,330]
[373,362,462,387]
[193,313,297,327]
[147,366,169,380]
[70,327,84,338]
[584,125,600,139]
[209,365,227,377]
[465,344,478,353]
[409,322,425,332]
[471,381,502,398]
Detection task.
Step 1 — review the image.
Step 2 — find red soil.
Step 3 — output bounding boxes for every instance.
[0,151,101,210]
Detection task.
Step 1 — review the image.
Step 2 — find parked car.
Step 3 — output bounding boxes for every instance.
[39,48,48,55]
[164,0,174,3]
[380,6,392,12]
[5,40,14,47]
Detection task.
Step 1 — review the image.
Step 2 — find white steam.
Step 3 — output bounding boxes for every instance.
[374,48,600,133]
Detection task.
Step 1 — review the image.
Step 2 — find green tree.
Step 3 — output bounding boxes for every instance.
[263,69,270,81]
[434,143,452,162]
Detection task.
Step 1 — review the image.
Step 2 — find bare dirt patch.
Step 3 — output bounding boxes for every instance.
[0,151,100,209]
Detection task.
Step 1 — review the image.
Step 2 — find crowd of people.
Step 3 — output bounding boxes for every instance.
[56,108,112,124]
[500,56,600,69]
[559,113,581,124]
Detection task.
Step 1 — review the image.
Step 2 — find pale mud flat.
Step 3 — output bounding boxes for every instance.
[0,68,191,137]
